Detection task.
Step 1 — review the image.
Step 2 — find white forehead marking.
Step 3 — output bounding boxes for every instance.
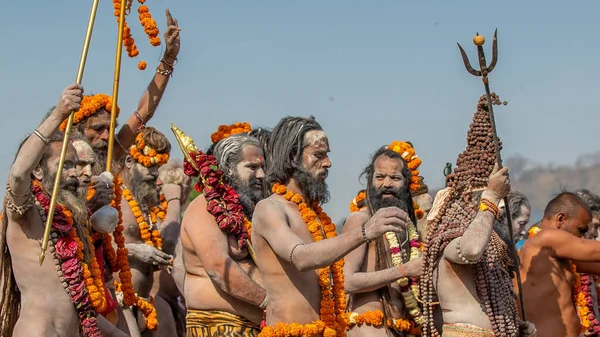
[304,130,328,147]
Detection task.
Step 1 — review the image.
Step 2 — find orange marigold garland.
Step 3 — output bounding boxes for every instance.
[387,141,422,192]
[60,94,120,131]
[347,310,417,332]
[260,183,347,337]
[349,191,366,213]
[122,186,163,250]
[112,0,161,70]
[211,122,252,144]
[130,133,170,167]
[136,296,159,331]
[112,175,137,307]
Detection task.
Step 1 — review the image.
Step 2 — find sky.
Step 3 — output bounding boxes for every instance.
[1,1,599,222]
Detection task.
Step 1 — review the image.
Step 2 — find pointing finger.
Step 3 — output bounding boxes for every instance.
[165,9,173,25]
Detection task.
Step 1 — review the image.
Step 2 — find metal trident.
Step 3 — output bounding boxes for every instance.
[457,29,528,322]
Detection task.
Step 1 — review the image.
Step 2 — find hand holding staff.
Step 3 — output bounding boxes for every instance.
[39,0,100,265]
[457,29,528,321]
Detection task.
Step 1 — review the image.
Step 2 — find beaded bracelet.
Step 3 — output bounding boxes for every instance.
[361,222,370,243]
[156,67,173,77]
[479,198,500,219]
[289,243,303,267]
[456,237,478,264]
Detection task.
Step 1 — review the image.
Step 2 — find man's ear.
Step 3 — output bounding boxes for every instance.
[32,166,44,181]
[556,212,567,229]
[125,155,134,169]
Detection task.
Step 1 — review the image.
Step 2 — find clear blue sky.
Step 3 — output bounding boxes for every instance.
[1,1,599,222]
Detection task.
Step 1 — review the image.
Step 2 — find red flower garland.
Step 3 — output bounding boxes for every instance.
[581,274,600,335]
[183,151,249,248]
[32,181,102,337]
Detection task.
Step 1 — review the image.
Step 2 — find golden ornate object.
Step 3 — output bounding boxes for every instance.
[170,123,199,171]
[473,34,485,46]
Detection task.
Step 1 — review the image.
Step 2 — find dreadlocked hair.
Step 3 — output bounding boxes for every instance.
[266,116,323,186]
[420,93,519,337]
[357,147,417,336]
[0,205,19,337]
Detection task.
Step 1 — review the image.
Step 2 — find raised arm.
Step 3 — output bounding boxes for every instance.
[8,84,83,209]
[183,195,266,307]
[253,198,407,272]
[115,9,181,157]
[342,211,422,293]
[444,165,509,264]
[536,229,600,263]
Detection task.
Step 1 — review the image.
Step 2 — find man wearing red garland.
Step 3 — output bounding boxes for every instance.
[0,84,127,337]
[181,133,267,336]
[419,94,535,337]
[343,144,425,337]
[252,116,409,337]
[116,126,182,336]
[519,192,600,337]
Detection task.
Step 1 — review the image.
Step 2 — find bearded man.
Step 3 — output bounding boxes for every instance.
[519,192,600,337]
[65,9,180,174]
[343,145,424,337]
[252,116,409,337]
[420,94,535,337]
[181,133,267,337]
[117,126,182,336]
[0,83,127,337]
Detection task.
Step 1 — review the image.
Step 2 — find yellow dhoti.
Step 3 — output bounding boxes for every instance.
[442,323,494,337]
[186,309,260,337]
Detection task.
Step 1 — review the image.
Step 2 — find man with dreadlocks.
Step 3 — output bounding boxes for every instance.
[253,116,408,337]
[181,132,267,337]
[0,84,127,337]
[420,94,536,337]
[342,144,425,337]
[115,126,182,336]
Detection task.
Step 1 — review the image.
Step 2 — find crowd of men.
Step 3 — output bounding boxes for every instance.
[2,9,600,337]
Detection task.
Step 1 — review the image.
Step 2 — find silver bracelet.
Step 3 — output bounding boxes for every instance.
[33,129,50,144]
[456,237,478,264]
[259,293,268,309]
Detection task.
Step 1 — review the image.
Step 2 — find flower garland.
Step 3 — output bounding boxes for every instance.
[60,94,120,131]
[385,224,425,327]
[122,186,163,250]
[32,181,102,336]
[210,122,252,144]
[581,274,600,335]
[528,227,589,333]
[349,191,366,213]
[112,0,161,70]
[130,133,170,168]
[150,194,168,224]
[183,151,249,248]
[347,310,421,334]
[259,183,348,337]
[387,141,422,192]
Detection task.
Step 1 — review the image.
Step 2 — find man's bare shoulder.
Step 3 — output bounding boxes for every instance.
[254,194,287,216]
[182,194,216,230]
[342,210,369,232]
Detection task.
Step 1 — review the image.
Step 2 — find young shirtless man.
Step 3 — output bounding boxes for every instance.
[519,192,600,337]
[343,146,424,336]
[253,116,409,336]
[0,83,126,337]
[181,134,267,336]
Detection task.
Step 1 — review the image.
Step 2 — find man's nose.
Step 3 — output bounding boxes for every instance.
[100,129,109,141]
[256,167,266,179]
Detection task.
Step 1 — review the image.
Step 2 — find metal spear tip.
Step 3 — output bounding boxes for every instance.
[39,251,46,266]
[473,34,485,46]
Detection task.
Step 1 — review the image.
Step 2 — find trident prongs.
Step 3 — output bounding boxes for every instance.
[457,29,498,81]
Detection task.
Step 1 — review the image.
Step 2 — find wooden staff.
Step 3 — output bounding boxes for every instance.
[457,29,528,320]
[39,0,100,265]
[106,0,128,171]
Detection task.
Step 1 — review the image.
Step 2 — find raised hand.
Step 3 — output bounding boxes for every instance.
[55,83,84,119]
[363,207,409,241]
[487,163,510,200]
[163,9,180,60]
